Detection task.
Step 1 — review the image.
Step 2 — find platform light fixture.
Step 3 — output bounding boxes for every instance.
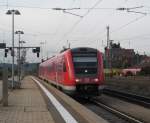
[6,9,21,89]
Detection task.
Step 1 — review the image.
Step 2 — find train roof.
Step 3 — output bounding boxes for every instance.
[71,47,98,53]
[60,47,98,54]
[40,47,99,65]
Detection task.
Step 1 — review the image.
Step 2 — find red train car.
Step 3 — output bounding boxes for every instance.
[39,47,105,96]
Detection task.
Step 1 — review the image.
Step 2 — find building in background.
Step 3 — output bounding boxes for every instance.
[104,42,149,69]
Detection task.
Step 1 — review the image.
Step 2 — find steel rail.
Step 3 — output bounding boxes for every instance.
[91,99,144,123]
[103,88,150,108]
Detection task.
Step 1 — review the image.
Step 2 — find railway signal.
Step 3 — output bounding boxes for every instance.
[1,44,41,89]
[4,49,9,57]
[36,47,40,52]
[32,47,40,57]
[0,43,6,49]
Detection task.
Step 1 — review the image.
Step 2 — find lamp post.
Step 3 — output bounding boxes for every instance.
[20,41,26,46]
[19,40,26,80]
[6,10,21,89]
[15,31,24,83]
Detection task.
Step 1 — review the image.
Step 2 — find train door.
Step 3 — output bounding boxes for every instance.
[57,57,64,85]
[62,57,66,84]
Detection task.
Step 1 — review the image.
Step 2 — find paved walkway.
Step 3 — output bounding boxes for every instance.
[0,81,2,101]
[0,77,55,123]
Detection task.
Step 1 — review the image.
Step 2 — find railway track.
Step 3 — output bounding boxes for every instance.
[91,99,145,123]
[103,88,150,108]
[38,78,148,123]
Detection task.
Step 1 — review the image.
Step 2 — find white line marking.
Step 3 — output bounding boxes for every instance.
[31,77,78,123]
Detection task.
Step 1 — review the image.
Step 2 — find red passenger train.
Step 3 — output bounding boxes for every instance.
[39,47,105,96]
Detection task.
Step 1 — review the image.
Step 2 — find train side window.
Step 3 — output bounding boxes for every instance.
[48,64,52,72]
[63,62,66,72]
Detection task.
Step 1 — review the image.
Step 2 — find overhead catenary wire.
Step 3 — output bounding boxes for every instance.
[86,14,146,47]
[71,1,148,48]
[91,5,149,46]
[0,3,146,36]
[51,0,77,49]
[56,0,104,48]
[1,3,149,12]
[114,33,150,41]
[110,15,146,34]
[0,2,148,36]
[0,1,149,53]
[0,4,116,10]
[98,15,146,40]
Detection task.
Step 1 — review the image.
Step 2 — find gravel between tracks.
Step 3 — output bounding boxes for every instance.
[84,101,129,123]
[105,77,150,97]
[96,94,150,123]
[75,97,129,123]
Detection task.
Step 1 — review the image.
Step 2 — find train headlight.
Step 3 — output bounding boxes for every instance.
[75,79,81,82]
[94,78,99,82]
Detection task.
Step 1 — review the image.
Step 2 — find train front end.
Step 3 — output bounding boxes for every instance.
[71,47,105,96]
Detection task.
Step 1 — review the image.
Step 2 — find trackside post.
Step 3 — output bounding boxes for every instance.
[2,64,8,106]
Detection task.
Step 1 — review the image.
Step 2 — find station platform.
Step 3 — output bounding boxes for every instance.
[0,77,54,123]
[0,81,2,102]
[0,76,108,123]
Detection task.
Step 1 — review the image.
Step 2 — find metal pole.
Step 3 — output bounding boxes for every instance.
[3,40,5,63]
[20,41,24,80]
[18,33,21,82]
[40,42,43,60]
[20,42,22,80]
[41,45,43,60]
[106,26,110,69]
[109,40,112,77]
[12,12,15,89]
[107,26,109,49]
[2,64,8,106]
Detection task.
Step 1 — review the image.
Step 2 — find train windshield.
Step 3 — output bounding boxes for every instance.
[72,48,98,77]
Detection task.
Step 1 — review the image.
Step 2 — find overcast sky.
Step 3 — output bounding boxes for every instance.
[0,0,150,63]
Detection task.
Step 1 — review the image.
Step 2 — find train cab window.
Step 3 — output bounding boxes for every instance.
[72,51,98,77]
[63,62,66,72]
[73,57,97,67]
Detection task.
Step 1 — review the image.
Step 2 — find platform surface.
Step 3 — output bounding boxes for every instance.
[0,76,109,123]
[0,77,55,123]
[0,81,2,101]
